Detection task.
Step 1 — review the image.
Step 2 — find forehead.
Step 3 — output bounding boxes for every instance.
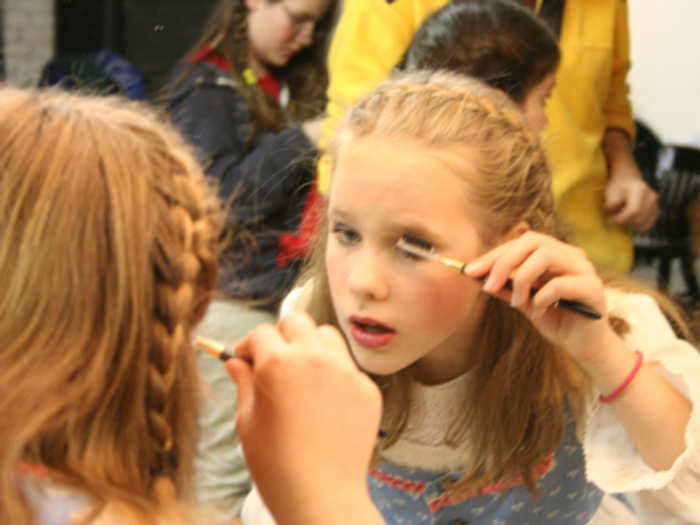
[329,134,478,227]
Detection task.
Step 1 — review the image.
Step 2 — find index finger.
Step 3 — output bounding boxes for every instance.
[235,323,287,363]
[277,311,319,344]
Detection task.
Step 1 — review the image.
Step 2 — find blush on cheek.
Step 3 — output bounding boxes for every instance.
[420,280,481,327]
[280,24,298,42]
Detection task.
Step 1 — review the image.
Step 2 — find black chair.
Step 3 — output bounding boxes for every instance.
[633,120,700,305]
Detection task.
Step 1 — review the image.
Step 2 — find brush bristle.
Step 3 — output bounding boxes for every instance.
[396,236,436,259]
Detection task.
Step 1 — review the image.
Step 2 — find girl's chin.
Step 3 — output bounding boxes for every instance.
[351,355,403,377]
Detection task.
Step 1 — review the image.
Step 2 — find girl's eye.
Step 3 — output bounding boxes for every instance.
[331,223,360,246]
[396,245,422,260]
[395,235,433,261]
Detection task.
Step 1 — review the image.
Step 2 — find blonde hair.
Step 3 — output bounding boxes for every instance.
[303,70,694,497]
[303,71,590,497]
[0,87,222,524]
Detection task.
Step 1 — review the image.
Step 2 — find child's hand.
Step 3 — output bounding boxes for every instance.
[465,232,611,363]
[226,312,382,521]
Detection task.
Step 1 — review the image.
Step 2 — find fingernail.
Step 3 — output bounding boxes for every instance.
[465,260,483,275]
[483,275,496,292]
[510,291,521,308]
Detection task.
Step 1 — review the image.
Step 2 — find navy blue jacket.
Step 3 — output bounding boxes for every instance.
[168,62,315,309]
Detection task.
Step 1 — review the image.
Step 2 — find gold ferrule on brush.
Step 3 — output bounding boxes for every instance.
[439,257,467,274]
[196,336,226,356]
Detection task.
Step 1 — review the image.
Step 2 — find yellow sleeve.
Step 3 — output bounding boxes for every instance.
[603,0,635,140]
[317,0,448,195]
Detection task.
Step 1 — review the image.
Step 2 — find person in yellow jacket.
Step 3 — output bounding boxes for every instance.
[318,0,659,272]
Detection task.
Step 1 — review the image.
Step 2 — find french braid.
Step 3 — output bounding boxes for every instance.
[338,71,557,240]
[0,86,223,525]
[145,132,222,500]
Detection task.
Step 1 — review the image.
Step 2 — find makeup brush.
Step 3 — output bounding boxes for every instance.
[195,336,253,364]
[396,236,602,320]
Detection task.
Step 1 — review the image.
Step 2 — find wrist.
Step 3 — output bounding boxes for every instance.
[575,330,641,397]
[603,128,636,173]
[598,351,643,403]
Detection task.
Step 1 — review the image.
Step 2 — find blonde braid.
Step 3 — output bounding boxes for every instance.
[340,71,555,239]
[347,74,538,147]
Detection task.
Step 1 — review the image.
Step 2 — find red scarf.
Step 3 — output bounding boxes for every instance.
[190,46,281,102]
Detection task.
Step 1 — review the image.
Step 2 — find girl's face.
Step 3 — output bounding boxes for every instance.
[246,0,329,73]
[521,71,556,133]
[326,135,490,385]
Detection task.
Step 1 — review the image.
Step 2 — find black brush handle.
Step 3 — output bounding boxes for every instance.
[473,274,602,319]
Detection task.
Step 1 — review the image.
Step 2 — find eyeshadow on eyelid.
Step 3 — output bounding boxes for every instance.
[401,234,432,252]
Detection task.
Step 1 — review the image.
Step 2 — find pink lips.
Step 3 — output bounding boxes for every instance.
[349,315,396,348]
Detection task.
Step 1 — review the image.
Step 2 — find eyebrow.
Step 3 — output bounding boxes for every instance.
[328,207,445,245]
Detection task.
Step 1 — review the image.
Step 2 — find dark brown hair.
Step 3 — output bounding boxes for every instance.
[401,0,559,104]
[176,0,336,139]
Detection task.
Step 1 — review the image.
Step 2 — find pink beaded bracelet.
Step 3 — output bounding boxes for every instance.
[598,351,644,404]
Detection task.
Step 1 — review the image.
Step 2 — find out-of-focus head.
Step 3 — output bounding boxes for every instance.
[181,0,336,130]
[0,87,222,523]
[246,0,331,69]
[196,0,332,71]
[402,0,559,131]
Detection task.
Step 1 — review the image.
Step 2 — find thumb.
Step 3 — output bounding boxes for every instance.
[225,358,254,415]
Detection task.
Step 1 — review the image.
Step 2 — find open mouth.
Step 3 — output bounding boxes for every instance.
[349,316,396,348]
[354,320,392,333]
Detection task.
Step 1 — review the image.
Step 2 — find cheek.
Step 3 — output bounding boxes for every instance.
[409,277,479,329]
[325,245,347,300]
[271,13,298,42]
[279,24,297,41]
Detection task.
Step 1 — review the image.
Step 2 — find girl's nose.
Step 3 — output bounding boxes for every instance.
[347,251,389,303]
[296,22,314,47]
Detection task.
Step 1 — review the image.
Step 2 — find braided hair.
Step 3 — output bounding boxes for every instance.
[0,87,222,524]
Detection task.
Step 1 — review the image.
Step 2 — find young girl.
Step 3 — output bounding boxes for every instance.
[167,0,336,307]
[0,86,381,525]
[245,71,700,524]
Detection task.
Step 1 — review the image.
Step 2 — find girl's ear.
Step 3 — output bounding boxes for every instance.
[502,221,530,242]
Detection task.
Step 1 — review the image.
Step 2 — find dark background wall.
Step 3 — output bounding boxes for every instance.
[55,0,218,95]
[0,0,5,80]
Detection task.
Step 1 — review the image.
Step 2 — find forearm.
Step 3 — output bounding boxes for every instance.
[602,128,637,176]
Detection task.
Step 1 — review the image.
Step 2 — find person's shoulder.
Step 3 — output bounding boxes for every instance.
[169,62,242,103]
